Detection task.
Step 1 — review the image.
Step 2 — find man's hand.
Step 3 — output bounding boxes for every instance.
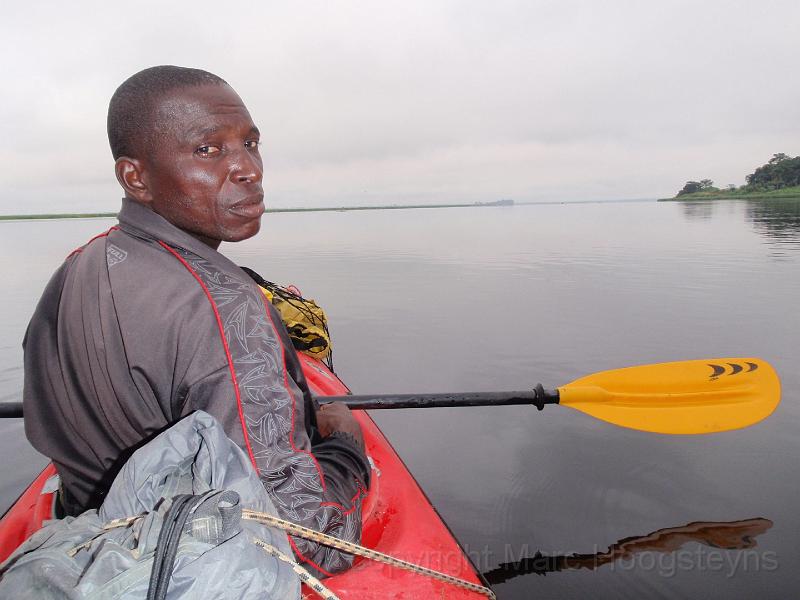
[316,402,364,447]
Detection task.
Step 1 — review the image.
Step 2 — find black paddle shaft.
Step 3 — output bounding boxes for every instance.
[0,402,23,418]
[0,386,560,419]
[317,384,560,410]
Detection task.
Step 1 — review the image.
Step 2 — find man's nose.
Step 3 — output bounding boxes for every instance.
[231,149,263,184]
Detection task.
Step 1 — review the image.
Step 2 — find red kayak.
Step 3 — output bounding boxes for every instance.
[0,353,489,599]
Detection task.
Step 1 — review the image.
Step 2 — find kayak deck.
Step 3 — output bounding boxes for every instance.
[0,354,487,598]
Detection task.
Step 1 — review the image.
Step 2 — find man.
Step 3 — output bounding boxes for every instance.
[22,66,369,576]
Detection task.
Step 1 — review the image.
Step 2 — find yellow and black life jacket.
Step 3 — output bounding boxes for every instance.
[240,267,334,369]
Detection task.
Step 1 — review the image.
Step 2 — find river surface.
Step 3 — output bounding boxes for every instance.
[1,198,799,598]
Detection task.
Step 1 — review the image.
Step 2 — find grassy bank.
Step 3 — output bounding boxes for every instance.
[659,186,800,202]
[0,202,515,221]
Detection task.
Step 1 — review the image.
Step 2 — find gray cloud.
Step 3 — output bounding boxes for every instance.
[1,0,798,212]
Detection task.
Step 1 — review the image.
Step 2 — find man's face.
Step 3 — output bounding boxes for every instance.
[141,84,264,247]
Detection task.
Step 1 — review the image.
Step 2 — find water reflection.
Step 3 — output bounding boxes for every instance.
[745,199,800,244]
[482,518,772,584]
[677,198,800,246]
[678,201,715,221]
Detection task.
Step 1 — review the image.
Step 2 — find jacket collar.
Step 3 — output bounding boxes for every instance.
[116,198,245,274]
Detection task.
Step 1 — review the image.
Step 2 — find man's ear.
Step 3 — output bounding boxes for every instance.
[115,157,153,204]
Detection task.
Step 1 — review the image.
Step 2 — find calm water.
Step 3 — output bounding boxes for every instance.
[1,199,799,598]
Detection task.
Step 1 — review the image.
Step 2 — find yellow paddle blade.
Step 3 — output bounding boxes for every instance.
[558,358,780,434]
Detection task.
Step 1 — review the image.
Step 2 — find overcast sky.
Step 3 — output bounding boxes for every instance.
[1,0,798,213]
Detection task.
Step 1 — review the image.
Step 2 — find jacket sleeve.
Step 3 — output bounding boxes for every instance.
[182,298,370,577]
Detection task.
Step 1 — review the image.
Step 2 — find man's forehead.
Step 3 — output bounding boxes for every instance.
[152,84,253,132]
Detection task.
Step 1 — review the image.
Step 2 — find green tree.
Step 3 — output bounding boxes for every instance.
[746,153,800,191]
[677,181,703,196]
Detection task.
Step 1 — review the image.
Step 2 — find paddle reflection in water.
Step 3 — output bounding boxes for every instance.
[482,518,773,585]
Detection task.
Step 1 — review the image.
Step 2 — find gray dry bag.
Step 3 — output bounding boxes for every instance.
[0,411,300,599]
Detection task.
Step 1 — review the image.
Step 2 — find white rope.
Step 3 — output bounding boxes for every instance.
[252,538,339,600]
[99,511,495,599]
[242,509,495,599]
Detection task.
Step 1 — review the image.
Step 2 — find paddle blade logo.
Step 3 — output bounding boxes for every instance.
[708,362,758,380]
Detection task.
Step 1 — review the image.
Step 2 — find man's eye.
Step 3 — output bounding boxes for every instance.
[195,145,221,156]
[245,140,261,149]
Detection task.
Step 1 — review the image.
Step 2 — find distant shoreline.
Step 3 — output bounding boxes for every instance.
[0,201,515,222]
[659,186,800,202]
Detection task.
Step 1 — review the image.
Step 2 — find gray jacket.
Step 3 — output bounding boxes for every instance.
[23,199,369,575]
[0,411,300,599]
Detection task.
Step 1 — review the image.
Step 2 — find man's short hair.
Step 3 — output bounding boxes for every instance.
[107,65,228,160]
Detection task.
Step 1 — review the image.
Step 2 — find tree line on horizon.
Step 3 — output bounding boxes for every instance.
[676,153,800,196]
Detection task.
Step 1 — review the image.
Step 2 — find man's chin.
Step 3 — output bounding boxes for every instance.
[224,218,262,243]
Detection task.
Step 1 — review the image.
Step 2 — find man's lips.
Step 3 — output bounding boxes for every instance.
[228,194,265,218]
